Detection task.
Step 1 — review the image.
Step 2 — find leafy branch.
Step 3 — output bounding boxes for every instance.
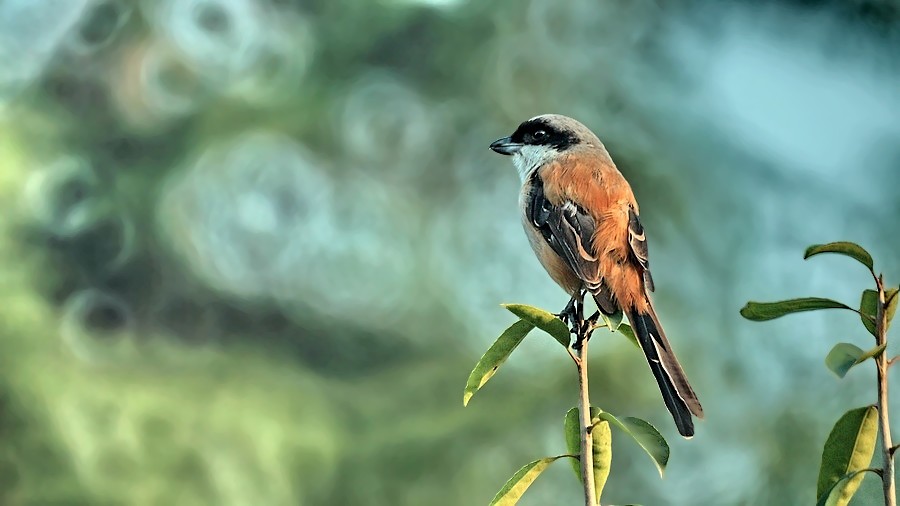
[741,241,897,506]
[464,303,666,506]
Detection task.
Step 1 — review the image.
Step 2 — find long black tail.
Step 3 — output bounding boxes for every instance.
[626,302,703,438]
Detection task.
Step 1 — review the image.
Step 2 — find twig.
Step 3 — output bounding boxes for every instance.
[568,297,599,506]
[576,336,596,506]
[875,274,896,506]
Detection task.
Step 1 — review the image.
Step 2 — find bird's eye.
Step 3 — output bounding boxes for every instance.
[532,130,547,140]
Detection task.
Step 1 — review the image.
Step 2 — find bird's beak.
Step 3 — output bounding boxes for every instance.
[489,136,522,156]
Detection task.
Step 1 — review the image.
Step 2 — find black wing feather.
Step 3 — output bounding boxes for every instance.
[627,206,655,292]
[527,175,617,314]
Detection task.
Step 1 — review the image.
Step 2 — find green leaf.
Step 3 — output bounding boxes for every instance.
[463,319,534,406]
[564,407,612,502]
[816,406,878,506]
[615,323,641,350]
[564,408,582,481]
[503,304,570,348]
[824,342,886,379]
[740,298,852,321]
[804,242,874,271]
[858,343,887,362]
[816,469,879,506]
[488,455,575,506]
[860,290,878,336]
[601,308,624,332]
[888,288,900,328]
[595,412,669,477]
[590,419,612,501]
[860,288,899,336]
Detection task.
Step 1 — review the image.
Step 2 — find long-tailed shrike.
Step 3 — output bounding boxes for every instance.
[489,114,703,437]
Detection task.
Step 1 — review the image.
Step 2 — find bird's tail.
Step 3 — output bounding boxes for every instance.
[626,300,703,438]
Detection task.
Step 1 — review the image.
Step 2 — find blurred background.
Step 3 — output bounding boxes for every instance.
[1,0,899,504]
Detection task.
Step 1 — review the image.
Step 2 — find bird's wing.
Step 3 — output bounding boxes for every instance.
[627,206,655,292]
[526,175,618,313]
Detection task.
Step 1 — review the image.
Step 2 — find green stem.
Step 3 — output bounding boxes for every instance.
[876,275,896,506]
[577,339,597,506]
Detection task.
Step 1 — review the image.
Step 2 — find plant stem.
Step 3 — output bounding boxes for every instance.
[576,337,597,506]
[876,275,896,506]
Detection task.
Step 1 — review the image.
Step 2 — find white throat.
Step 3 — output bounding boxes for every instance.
[511,145,558,181]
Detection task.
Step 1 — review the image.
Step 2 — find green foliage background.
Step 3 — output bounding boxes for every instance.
[1,0,900,504]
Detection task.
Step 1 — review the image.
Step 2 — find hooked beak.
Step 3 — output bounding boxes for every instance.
[489,136,522,156]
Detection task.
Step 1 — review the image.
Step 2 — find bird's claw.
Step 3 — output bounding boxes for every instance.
[572,311,601,350]
[556,293,581,331]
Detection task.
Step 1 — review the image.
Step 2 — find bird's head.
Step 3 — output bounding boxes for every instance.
[489,114,602,180]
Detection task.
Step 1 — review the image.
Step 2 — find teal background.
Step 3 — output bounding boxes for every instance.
[1,0,899,504]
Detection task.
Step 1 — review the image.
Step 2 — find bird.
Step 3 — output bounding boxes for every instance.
[489,114,703,437]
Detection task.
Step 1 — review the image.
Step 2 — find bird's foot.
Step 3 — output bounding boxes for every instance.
[555,292,582,330]
[572,311,601,350]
